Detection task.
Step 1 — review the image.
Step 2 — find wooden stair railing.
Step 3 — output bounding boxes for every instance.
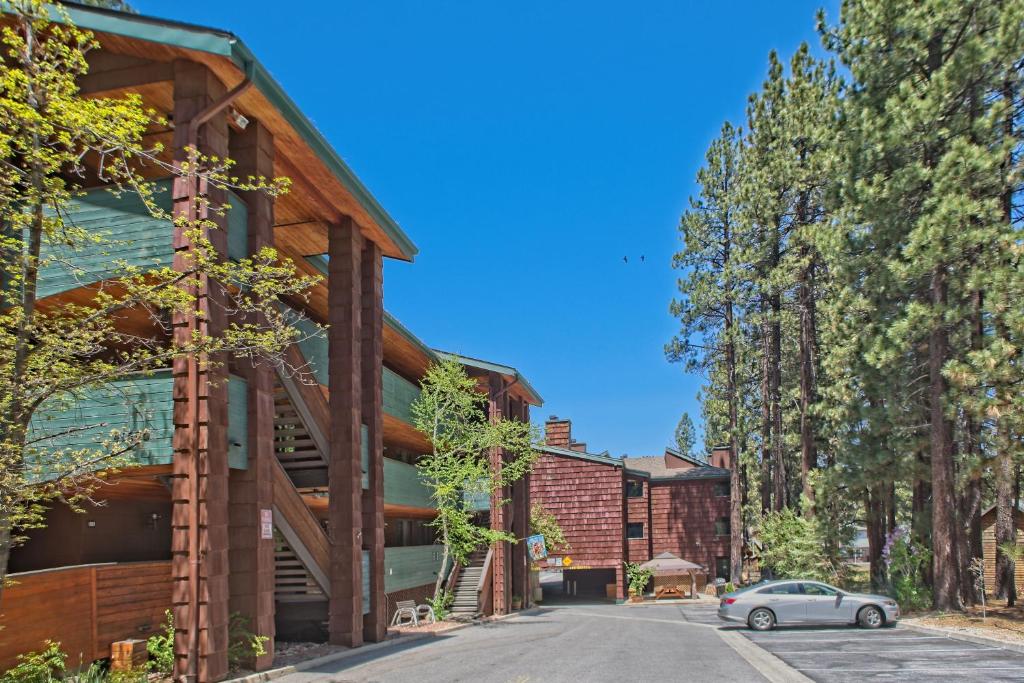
[273,345,330,491]
[271,456,331,597]
[477,547,494,615]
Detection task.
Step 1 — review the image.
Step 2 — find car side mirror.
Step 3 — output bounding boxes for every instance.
[835,594,843,606]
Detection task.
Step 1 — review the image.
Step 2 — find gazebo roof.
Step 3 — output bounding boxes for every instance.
[638,552,705,575]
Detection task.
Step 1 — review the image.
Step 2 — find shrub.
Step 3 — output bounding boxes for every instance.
[227,612,270,671]
[0,641,65,683]
[425,589,454,621]
[623,562,653,597]
[146,610,175,676]
[883,529,932,611]
[758,508,843,583]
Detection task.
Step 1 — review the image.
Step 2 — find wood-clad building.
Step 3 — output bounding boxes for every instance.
[0,4,539,680]
[980,504,1024,596]
[530,417,733,600]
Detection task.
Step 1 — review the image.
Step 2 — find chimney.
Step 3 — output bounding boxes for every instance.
[710,445,732,470]
[545,415,571,448]
[569,442,587,453]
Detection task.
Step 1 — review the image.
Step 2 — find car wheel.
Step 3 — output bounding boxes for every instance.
[748,608,775,631]
[858,606,884,629]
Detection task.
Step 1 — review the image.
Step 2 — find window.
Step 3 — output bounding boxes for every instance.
[715,556,730,579]
[715,517,731,536]
[713,481,730,498]
[758,582,800,595]
[626,480,644,498]
[801,583,838,596]
[627,523,645,539]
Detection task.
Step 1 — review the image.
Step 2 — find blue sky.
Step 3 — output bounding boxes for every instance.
[135,0,838,457]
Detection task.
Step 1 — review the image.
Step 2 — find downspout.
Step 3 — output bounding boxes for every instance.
[180,62,253,683]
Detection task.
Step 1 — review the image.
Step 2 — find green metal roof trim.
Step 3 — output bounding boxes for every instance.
[435,351,543,406]
[50,2,417,261]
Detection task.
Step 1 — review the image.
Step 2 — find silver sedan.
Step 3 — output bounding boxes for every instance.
[717,579,900,631]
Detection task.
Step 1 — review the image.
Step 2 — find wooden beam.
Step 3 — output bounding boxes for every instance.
[79,61,174,96]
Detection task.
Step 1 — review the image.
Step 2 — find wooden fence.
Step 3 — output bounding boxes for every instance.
[0,561,172,672]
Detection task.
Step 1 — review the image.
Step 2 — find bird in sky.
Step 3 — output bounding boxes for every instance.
[623,256,628,264]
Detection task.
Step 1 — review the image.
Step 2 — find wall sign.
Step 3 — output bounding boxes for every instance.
[260,509,273,540]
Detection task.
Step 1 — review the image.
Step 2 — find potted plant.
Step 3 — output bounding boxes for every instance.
[511,595,523,610]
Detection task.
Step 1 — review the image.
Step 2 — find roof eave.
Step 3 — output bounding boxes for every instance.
[54,2,418,261]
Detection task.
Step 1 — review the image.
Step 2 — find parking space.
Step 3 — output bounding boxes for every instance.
[743,626,1024,682]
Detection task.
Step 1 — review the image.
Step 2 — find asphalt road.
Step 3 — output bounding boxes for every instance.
[274,602,769,683]
[272,601,1024,683]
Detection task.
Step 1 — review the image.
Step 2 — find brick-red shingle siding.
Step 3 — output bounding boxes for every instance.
[530,453,623,569]
[650,480,730,579]
[625,476,650,562]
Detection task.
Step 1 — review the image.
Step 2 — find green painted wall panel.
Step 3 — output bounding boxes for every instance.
[363,550,370,615]
[289,318,421,427]
[383,458,433,509]
[384,545,444,593]
[37,181,247,299]
[27,371,249,475]
[383,367,420,424]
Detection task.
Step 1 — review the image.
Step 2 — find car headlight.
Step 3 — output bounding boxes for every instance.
[883,600,897,607]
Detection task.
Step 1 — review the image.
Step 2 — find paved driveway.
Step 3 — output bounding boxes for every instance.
[743,625,1024,682]
[275,603,768,683]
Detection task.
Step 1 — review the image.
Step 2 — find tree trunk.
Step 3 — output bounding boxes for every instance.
[769,291,784,512]
[864,486,886,592]
[929,267,961,611]
[725,298,742,585]
[798,254,818,514]
[959,290,984,606]
[760,304,772,514]
[994,439,1016,606]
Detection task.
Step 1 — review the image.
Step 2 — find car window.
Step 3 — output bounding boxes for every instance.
[801,583,838,596]
[757,583,800,595]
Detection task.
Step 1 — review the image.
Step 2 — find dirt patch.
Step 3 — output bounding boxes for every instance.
[906,599,1024,646]
[388,619,467,636]
[272,641,346,667]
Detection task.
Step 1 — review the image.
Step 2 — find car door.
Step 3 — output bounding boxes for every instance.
[800,583,845,624]
[758,582,805,624]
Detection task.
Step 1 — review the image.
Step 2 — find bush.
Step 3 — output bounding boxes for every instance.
[758,508,843,583]
[146,610,175,676]
[624,562,653,597]
[883,529,932,611]
[0,641,65,683]
[425,589,454,621]
[227,612,269,671]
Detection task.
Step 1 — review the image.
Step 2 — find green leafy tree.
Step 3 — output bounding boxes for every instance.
[758,507,844,583]
[411,359,538,601]
[0,1,318,593]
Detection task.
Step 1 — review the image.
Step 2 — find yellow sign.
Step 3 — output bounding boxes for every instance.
[563,556,573,567]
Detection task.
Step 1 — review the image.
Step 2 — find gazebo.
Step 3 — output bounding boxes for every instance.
[639,552,706,599]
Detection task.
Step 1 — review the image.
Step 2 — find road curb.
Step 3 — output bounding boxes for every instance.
[899,621,1024,654]
[223,609,538,683]
[717,630,814,683]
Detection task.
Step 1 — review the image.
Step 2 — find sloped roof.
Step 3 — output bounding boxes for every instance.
[622,455,728,481]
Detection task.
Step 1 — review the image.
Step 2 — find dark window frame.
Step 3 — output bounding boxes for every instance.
[713,481,730,498]
[715,517,731,537]
[626,480,644,498]
[626,522,645,539]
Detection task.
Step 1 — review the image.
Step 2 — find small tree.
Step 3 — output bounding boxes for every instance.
[757,507,843,583]
[411,359,538,601]
[674,412,696,458]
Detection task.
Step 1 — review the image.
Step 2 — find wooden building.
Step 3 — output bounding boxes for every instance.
[0,4,539,680]
[980,504,1024,596]
[530,417,732,600]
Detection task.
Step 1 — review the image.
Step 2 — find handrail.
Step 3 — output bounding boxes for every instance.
[476,547,494,594]
[445,560,462,595]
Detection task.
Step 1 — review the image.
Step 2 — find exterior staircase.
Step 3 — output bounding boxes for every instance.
[451,550,488,616]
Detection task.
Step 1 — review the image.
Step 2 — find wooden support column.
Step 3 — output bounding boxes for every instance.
[227,121,276,671]
[170,60,230,683]
[360,241,386,642]
[509,397,530,608]
[328,217,364,647]
[489,374,508,616]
